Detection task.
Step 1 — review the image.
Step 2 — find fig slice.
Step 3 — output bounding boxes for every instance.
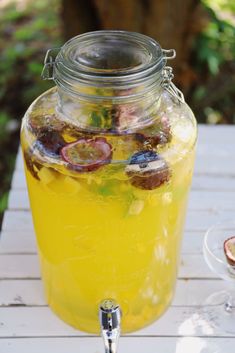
[224,236,235,266]
[60,137,112,172]
[126,150,170,190]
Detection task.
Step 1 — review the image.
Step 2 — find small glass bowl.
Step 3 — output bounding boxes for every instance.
[202,220,235,333]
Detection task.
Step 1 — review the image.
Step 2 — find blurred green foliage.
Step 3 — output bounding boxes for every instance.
[191,0,235,124]
[197,1,234,75]
[0,0,62,225]
[196,20,234,75]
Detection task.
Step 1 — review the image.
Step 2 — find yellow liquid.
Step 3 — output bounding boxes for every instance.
[22,135,195,333]
[21,86,196,333]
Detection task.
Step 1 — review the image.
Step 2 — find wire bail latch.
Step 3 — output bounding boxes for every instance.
[161,65,185,104]
[41,48,61,80]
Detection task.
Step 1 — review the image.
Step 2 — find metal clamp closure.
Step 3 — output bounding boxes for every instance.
[41,46,185,104]
[161,65,185,104]
[162,49,176,60]
[41,48,61,80]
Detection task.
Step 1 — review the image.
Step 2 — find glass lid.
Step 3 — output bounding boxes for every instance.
[56,30,166,78]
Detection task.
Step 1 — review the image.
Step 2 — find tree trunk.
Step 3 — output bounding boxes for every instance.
[61,0,101,39]
[61,0,207,90]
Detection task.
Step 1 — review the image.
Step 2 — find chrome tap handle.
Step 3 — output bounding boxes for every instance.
[99,299,122,353]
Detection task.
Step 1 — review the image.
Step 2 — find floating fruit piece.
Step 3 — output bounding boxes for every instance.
[60,137,112,172]
[224,237,235,266]
[115,104,140,132]
[35,130,66,158]
[135,115,171,147]
[128,200,145,215]
[28,114,66,135]
[23,149,41,180]
[162,192,172,205]
[129,150,158,165]
[126,150,170,190]
[38,167,56,185]
[63,176,81,194]
[111,133,141,162]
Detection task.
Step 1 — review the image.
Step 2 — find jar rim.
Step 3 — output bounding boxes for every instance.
[42,30,177,101]
[56,30,166,81]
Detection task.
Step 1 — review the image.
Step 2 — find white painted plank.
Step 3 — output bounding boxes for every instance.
[188,191,235,210]
[197,125,235,143]
[8,189,29,209]
[0,254,214,279]
[197,139,235,157]
[15,125,235,167]
[0,306,79,337]
[185,209,235,231]
[0,230,202,254]
[179,254,214,278]
[11,170,26,189]
[7,188,235,210]
[15,148,23,171]
[11,169,235,192]
[196,126,235,176]
[173,279,226,306]
[13,127,235,185]
[195,155,235,175]
[0,231,37,254]
[1,210,33,232]
[0,280,45,306]
[182,232,203,254]
[0,279,225,308]
[0,230,206,255]
[197,141,235,155]
[0,337,233,353]
[0,255,40,279]
[192,175,235,191]
[0,305,231,337]
[2,209,234,234]
[11,144,235,192]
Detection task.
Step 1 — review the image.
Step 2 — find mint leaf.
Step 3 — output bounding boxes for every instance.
[90,111,101,127]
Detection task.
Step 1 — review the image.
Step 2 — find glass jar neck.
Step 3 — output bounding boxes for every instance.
[43,31,177,132]
[56,84,163,134]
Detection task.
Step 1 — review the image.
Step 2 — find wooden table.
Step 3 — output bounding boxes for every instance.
[1,125,235,352]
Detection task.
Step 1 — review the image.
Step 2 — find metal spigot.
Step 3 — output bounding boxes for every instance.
[99,299,122,353]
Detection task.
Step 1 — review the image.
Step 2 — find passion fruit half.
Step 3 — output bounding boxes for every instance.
[126,150,170,190]
[60,137,112,172]
[224,236,235,266]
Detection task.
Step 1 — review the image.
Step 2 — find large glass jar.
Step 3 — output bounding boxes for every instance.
[21,31,197,334]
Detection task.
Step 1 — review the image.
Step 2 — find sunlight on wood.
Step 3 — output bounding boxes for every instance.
[0,0,30,10]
